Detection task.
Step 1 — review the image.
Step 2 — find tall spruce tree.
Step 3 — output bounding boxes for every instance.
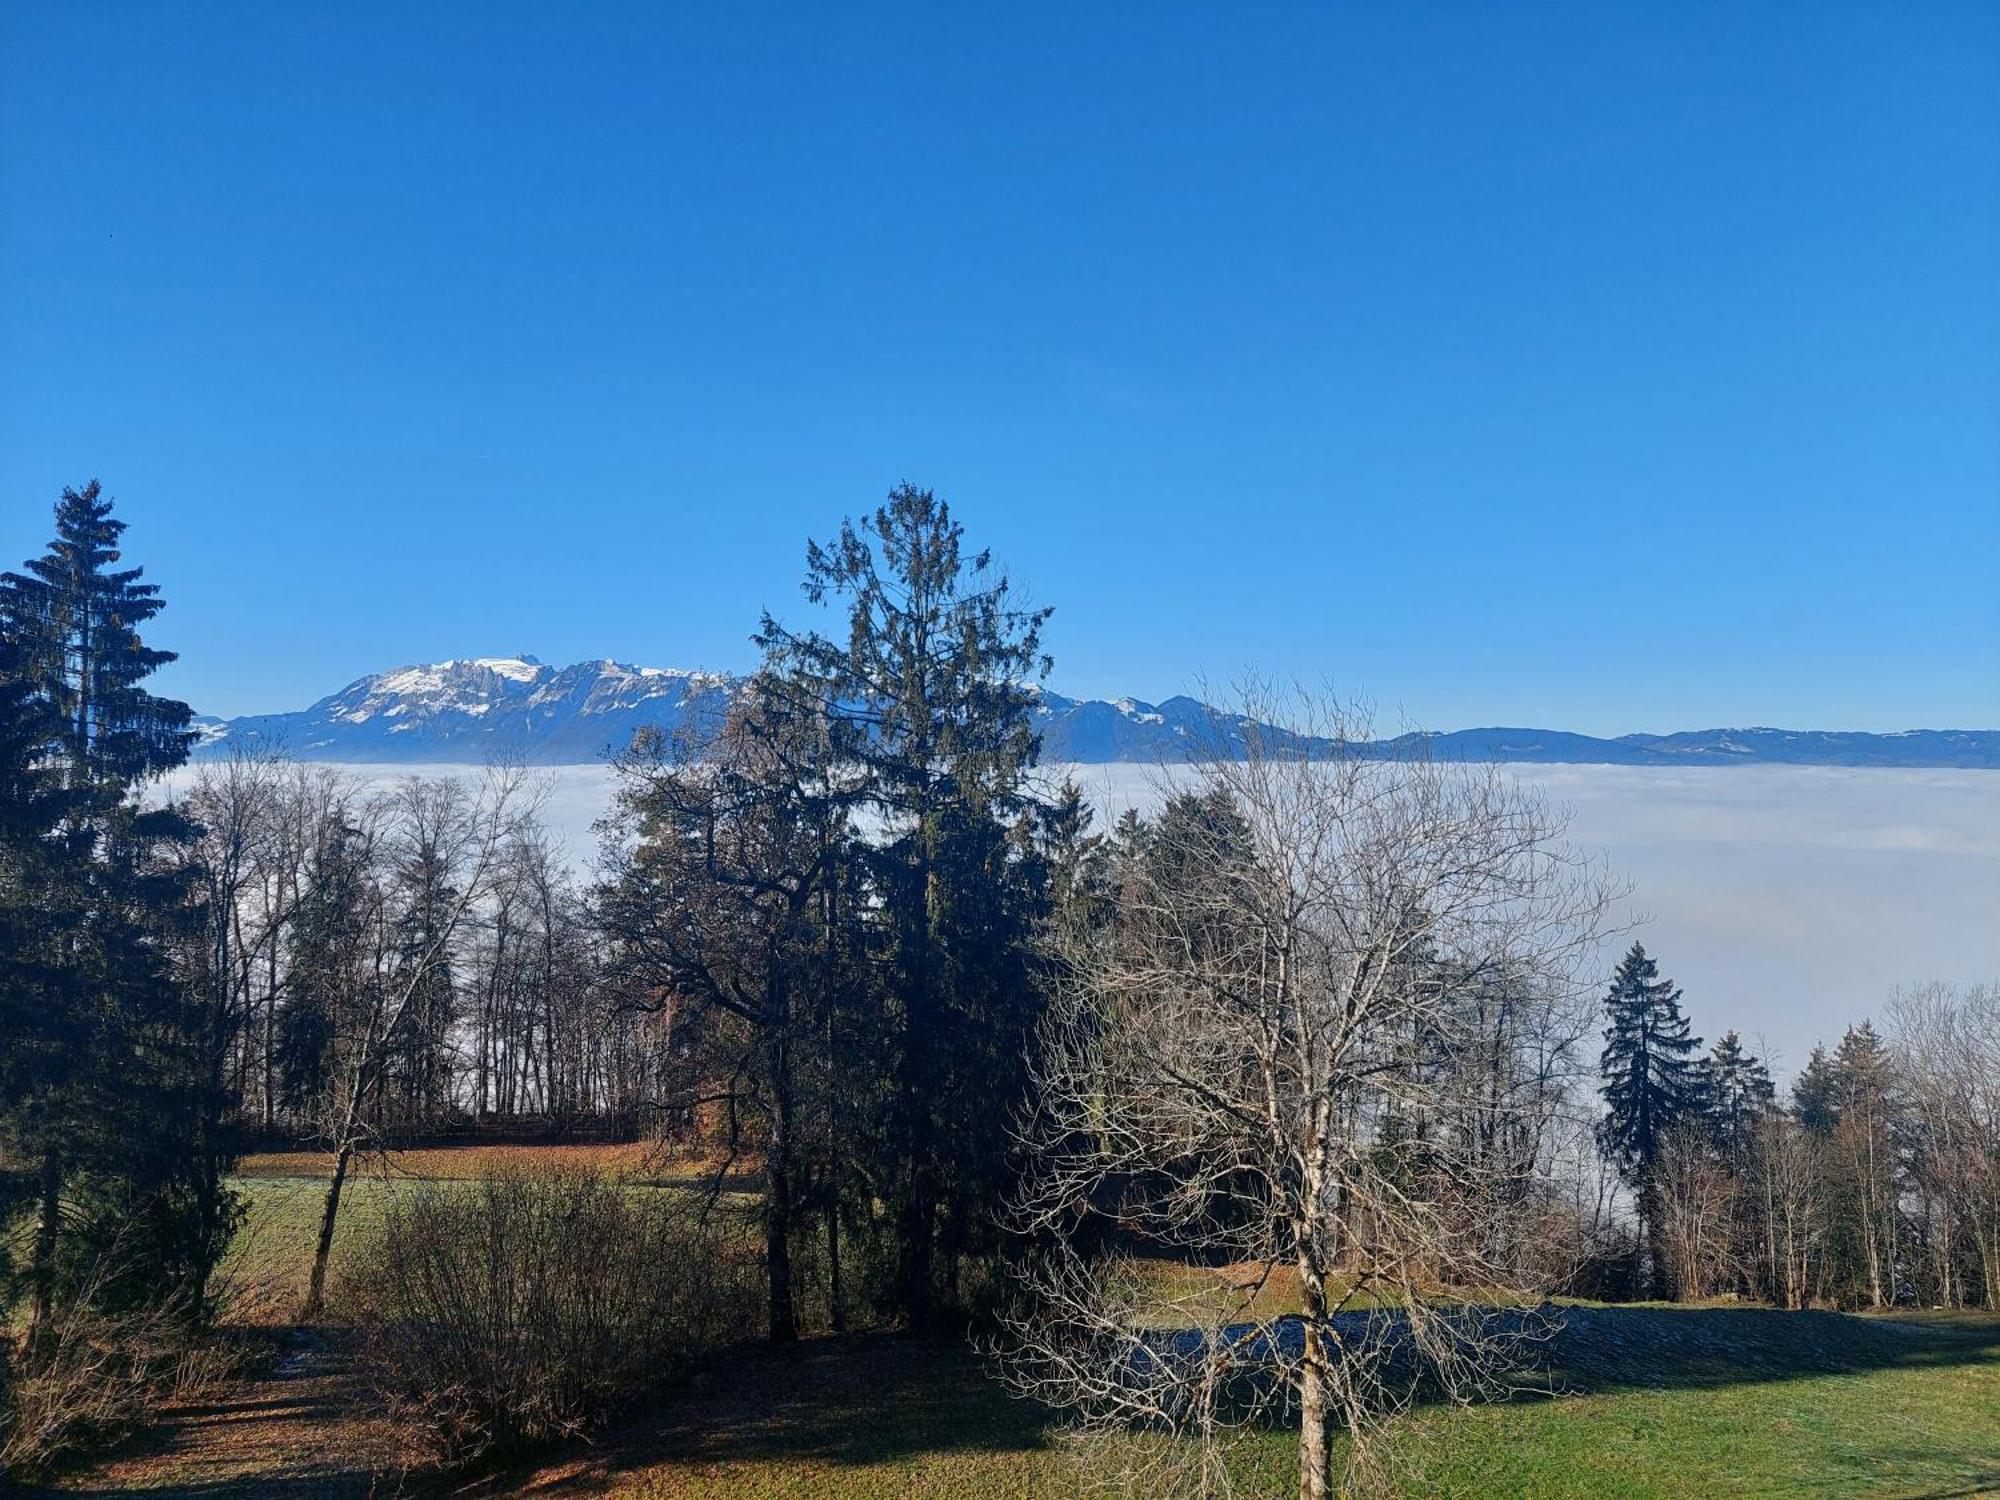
[0,482,229,1334]
[1597,942,1708,1296]
[1791,1043,1842,1134]
[756,484,1051,1331]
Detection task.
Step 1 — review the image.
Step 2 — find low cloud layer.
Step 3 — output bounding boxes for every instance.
[200,761,1996,1084]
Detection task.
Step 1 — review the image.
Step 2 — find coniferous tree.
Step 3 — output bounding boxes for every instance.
[757,484,1052,1331]
[0,482,230,1334]
[1706,1029,1777,1152]
[0,628,74,1310]
[600,683,862,1341]
[1597,942,1708,1296]
[1035,779,1110,934]
[1791,1043,1842,1134]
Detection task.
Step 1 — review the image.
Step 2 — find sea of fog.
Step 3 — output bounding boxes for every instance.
[183,761,2000,1083]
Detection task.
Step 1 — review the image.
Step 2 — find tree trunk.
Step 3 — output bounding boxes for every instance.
[1297,1318,1334,1500]
[767,1042,798,1343]
[901,1179,935,1334]
[1642,1180,1673,1300]
[826,1198,847,1334]
[304,1143,352,1318]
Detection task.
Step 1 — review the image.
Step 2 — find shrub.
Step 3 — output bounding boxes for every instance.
[0,1297,236,1481]
[340,1165,757,1465]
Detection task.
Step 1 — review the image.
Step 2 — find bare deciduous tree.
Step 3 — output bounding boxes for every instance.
[1888,983,2000,1309]
[999,693,1618,1500]
[1749,1109,1824,1309]
[299,766,531,1316]
[1653,1121,1738,1301]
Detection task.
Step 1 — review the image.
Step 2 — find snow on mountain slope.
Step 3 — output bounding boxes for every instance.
[193,657,2000,768]
[208,656,737,764]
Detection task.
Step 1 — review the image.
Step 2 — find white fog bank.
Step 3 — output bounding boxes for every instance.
[189,761,1998,1083]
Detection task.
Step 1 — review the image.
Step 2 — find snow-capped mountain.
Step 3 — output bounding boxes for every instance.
[205,656,736,764]
[192,657,2000,768]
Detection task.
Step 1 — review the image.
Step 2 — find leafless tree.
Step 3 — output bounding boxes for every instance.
[1652,1121,1738,1301]
[998,692,1618,1500]
[1888,982,2000,1309]
[299,765,530,1316]
[1747,1109,1824,1309]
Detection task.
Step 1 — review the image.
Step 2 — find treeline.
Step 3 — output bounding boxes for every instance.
[1595,945,2000,1310]
[176,486,1061,1338]
[179,761,664,1135]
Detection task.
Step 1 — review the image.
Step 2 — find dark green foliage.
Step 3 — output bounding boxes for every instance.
[274,812,375,1116]
[1597,943,1708,1295]
[0,482,235,1336]
[1598,944,1708,1178]
[0,629,74,1311]
[755,484,1053,1331]
[1033,779,1109,934]
[1790,1044,1841,1134]
[1705,1029,1776,1151]
[1796,1022,1904,1307]
[601,680,866,1341]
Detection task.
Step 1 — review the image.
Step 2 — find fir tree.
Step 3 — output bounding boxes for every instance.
[1818,1022,1903,1307]
[1706,1029,1777,1152]
[0,627,74,1307]
[0,482,229,1335]
[1791,1043,1841,1134]
[1597,942,1708,1296]
[756,484,1052,1331]
[1034,779,1109,933]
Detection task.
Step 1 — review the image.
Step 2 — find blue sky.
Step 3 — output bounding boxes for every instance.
[3,2,1995,732]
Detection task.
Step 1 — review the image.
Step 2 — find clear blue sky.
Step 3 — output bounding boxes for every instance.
[3,2,1995,732]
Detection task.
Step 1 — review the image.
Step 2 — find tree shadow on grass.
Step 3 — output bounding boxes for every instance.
[1142,1304,2000,1413]
[473,1307,2000,1495]
[503,1334,1052,1493]
[1530,1305,2000,1398]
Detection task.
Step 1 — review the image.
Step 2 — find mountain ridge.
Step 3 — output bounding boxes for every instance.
[190,656,2000,769]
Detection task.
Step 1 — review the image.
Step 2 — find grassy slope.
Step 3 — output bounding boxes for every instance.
[218,1157,757,1318]
[209,1162,2000,1498]
[511,1310,2000,1500]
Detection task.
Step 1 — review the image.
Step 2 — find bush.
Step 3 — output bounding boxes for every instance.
[340,1165,757,1465]
[0,1297,236,1481]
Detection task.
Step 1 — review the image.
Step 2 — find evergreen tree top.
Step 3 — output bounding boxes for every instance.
[1597,942,1709,1181]
[1706,1028,1777,1143]
[752,483,1052,819]
[0,481,194,794]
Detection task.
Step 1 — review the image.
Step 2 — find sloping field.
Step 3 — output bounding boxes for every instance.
[30,1147,2000,1499]
[508,1309,2000,1500]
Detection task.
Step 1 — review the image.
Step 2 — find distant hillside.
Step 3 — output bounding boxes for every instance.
[192,656,2000,769]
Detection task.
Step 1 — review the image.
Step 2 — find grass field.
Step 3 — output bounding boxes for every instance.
[216,1166,757,1320]
[236,1138,753,1183]
[510,1309,2000,1499]
[75,1149,2000,1498]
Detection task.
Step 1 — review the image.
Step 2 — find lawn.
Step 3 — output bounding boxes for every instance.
[217,1164,757,1321]
[236,1138,752,1184]
[507,1309,2000,1499]
[192,1153,2000,1497]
